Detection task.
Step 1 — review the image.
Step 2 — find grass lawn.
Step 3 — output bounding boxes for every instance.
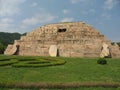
[0,55,120,89]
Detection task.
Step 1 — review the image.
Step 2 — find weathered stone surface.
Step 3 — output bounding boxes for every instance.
[4,44,17,55]
[100,43,110,58]
[110,43,120,58]
[4,22,120,58]
[49,45,57,57]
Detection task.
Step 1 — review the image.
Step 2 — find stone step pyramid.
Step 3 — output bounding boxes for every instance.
[4,22,120,58]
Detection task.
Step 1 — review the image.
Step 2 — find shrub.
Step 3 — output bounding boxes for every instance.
[117,87,120,90]
[0,57,66,67]
[12,58,66,67]
[0,59,18,66]
[97,58,107,65]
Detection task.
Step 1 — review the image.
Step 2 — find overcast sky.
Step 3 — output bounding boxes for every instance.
[0,0,120,41]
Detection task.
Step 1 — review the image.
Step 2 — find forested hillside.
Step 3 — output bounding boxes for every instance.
[0,32,21,46]
[0,32,26,54]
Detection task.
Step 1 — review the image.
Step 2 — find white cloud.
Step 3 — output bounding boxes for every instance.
[81,11,88,15]
[31,2,37,7]
[0,18,16,32]
[71,0,90,4]
[0,18,27,33]
[71,0,83,3]
[0,18,13,23]
[81,9,95,15]
[61,18,74,22]
[102,13,111,20]
[0,23,13,29]
[20,13,57,33]
[0,17,26,33]
[104,0,119,10]
[22,13,56,26]
[89,9,95,13]
[62,9,70,14]
[0,0,26,16]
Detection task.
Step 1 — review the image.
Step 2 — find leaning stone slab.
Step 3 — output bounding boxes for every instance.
[100,43,110,58]
[49,45,57,57]
[4,44,17,55]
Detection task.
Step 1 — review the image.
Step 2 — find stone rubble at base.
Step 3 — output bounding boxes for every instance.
[4,22,120,58]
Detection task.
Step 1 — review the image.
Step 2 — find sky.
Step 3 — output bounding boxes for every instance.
[0,0,120,42]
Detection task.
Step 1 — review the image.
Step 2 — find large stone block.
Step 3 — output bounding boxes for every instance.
[4,44,17,55]
[49,45,57,57]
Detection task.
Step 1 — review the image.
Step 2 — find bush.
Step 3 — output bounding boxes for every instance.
[12,58,66,67]
[0,59,18,66]
[0,57,66,67]
[97,58,107,65]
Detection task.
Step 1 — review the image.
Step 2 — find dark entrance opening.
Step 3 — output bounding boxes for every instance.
[57,49,59,56]
[58,28,66,32]
[14,45,20,55]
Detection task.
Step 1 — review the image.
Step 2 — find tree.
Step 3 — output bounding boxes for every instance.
[0,43,5,54]
[0,32,22,54]
[117,42,120,47]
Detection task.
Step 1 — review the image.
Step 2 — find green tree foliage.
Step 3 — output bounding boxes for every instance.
[0,43,5,54]
[111,42,120,47]
[0,32,26,54]
[117,42,120,47]
[0,32,22,46]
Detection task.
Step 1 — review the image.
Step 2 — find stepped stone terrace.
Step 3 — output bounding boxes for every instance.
[4,22,120,58]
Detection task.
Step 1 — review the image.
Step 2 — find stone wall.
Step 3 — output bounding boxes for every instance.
[4,22,120,58]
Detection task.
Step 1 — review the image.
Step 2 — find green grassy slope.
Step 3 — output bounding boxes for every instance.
[0,55,120,89]
[0,55,120,83]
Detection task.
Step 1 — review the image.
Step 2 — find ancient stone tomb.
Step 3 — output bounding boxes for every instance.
[4,22,120,58]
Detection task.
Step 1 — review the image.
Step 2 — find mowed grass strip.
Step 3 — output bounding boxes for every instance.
[0,82,120,89]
